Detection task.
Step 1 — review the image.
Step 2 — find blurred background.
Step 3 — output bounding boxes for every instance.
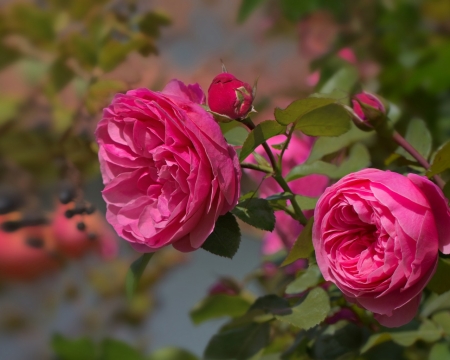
[0,0,450,359]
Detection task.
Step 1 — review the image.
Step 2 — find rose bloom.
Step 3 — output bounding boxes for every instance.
[313,169,450,327]
[95,80,241,252]
[246,133,328,254]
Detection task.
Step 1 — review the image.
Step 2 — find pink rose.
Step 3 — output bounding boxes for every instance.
[313,168,450,327]
[208,73,254,120]
[95,80,241,253]
[246,133,328,254]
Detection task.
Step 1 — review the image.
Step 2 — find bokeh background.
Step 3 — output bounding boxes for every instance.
[1,0,450,359]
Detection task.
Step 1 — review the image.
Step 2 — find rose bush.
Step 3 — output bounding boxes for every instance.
[246,132,328,254]
[96,80,241,253]
[313,168,450,327]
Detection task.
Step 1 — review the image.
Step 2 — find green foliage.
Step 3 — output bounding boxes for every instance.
[275,288,330,330]
[361,320,442,353]
[429,343,450,360]
[220,121,249,146]
[100,339,146,360]
[201,213,241,259]
[274,98,336,126]
[275,98,351,137]
[126,253,154,300]
[139,11,171,38]
[422,291,450,318]
[444,181,450,200]
[86,80,128,114]
[428,141,450,176]
[239,121,286,162]
[312,323,368,360]
[204,322,271,360]
[307,124,373,163]
[281,218,314,266]
[285,265,322,295]
[149,348,199,360]
[237,0,267,23]
[396,118,432,161]
[190,294,252,325]
[286,143,370,181]
[52,334,97,360]
[52,335,166,360]
[232,198,275,231]
[427,258,450,294]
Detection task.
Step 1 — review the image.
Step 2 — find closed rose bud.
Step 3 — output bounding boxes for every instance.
[351,92,387,130]
[208,73,254,120]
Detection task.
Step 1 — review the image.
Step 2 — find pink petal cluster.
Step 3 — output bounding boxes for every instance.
[313,169,450,327]
[95,80,241,253]
[246,133,328,254]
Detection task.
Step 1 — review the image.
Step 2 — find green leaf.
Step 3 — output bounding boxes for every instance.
[275,287,330,329]
[51,334,96,360]
[190,294,252,325]
[307,124,373,163]
[237,0,266,23]
[239,121,286,162]
[427,258,450,294]
[232,198,275,231]
[149,347,199,360]
[126,253,154,300]
[281,218,314,267]
[422,290,450,317]
[0,43,21,70]
[0,96,21,126]
[444,181,450,201]
[396,118,432,161]
[294,195,318,211]
[139,11,171,37]
[286,143,370,181]
[428,141,450,177]
[49,57,74,92]
[204,322,270,360]
[431,311,450,335]
[201,212,241,259]
[294,103,351,137]
[312,323,367,360]
[317,66,359,100]
[220,121,249,146]
[285,265,322,295]
[361,320,442,353]
[430,343,450,360]
[274,98,336,126]
[101,339,145,360]
[249,295,290,313]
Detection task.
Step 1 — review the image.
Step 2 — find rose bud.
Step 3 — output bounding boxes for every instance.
[351,92,387,130]
[208,73,254,120]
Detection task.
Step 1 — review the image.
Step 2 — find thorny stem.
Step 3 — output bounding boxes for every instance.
[392,131,445,189]
[241,118,308,226]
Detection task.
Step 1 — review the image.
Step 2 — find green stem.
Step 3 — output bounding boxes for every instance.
[240,162,273,174]
[392,130,445,189]
[241,118,307,226]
